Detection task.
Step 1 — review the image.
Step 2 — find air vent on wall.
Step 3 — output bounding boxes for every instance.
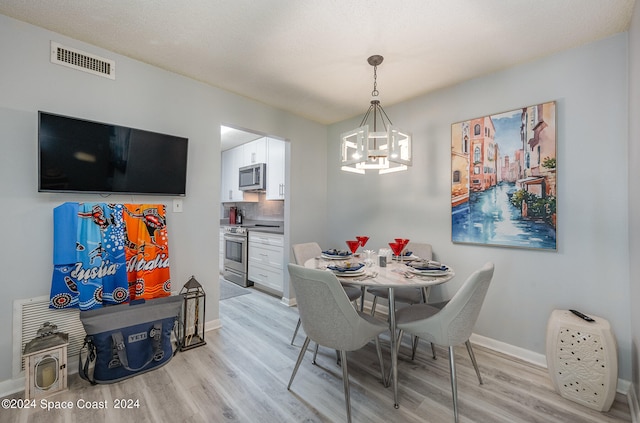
[12,295,85,377]
[50,41,116,80]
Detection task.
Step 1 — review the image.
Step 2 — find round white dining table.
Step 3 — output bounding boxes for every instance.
[304,255,455,409]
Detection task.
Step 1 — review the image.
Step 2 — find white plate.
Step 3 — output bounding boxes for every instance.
[322,253,352,260]
[407,267,451,276]
[332,268,366,277]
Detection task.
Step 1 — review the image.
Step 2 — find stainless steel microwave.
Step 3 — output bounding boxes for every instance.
[239,163,266,191]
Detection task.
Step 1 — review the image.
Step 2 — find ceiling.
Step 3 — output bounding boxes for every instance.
[0,0,635,130]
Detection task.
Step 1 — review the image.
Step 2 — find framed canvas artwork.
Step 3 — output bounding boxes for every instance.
[451,101,557,250]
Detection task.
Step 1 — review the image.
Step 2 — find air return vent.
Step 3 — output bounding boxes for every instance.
[50,41,116,80]
[13,295,85,377]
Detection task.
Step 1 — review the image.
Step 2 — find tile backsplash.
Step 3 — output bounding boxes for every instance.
[222,193,284,221]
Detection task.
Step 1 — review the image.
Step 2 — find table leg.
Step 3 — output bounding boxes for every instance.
[389,287,399,408]
[421,286,431,303]
[360,285,366,312]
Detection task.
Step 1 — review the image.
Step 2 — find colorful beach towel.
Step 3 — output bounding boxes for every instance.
[50,202,167,310]
[50,202,80,309]
[123,204,171,301]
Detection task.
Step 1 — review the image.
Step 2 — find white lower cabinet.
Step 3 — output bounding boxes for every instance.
[248,232,284,292]
[219,227,225,273]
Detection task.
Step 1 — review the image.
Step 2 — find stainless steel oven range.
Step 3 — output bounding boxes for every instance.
[222,226,253,287]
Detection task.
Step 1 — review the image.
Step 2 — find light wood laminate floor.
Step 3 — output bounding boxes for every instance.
[3,286,632,422]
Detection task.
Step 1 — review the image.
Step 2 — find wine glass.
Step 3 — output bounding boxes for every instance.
[356,236,369,249]
[389,242,404,262]
[394,238,410,258]
[346,240,360,256]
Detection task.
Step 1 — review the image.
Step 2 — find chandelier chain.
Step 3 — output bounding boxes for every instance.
[372,64,379,97]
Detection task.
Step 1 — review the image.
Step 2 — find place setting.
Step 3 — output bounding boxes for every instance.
[320,236,379,281]
[327,262,378,281]
[321,235,370,259]
[320,248,352,260]
[404,260,452,277]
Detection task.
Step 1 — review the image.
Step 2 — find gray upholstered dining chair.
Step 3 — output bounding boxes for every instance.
[394,262,495,423]
[287,263,388,423]
[290,242,362,345]
[368,242,433,316]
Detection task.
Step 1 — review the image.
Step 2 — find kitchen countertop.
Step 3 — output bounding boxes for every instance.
[220,220,284,235]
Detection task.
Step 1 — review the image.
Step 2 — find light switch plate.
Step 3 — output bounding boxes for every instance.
[173,199,183,213]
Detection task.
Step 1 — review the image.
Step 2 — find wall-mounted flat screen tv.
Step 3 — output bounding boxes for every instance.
[38,111,188,196]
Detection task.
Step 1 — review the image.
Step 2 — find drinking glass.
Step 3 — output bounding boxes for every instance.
[356,236,370,249]
[389,242,404,262]
[394,238,410,258]
[346,240,360,256]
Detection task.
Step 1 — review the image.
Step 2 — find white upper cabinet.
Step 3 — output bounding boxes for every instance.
[266,138,285,200]
[243,138,267,165]
[221,147,243,202]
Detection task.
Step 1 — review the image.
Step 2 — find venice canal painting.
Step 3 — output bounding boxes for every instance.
[451,101,556,250]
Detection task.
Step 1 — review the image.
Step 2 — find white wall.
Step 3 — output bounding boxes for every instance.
[628,0,640,402]
[0,14,328,384]
[327,34,632,379]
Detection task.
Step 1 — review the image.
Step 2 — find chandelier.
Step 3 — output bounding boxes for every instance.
[340,55,412,174]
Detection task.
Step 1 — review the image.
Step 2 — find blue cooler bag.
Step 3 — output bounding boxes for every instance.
[79,295,182,384]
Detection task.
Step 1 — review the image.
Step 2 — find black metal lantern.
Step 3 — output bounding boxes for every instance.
[179,276,206,350]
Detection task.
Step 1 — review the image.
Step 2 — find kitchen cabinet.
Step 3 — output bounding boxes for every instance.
[243,138,267,165]
[248,232,284,292]
[266,138,285,200]
[219,227,225,273]
[221,147,243,202]
[221,147,258,203]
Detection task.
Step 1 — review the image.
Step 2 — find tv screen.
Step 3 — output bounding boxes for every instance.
[38,111,188,196]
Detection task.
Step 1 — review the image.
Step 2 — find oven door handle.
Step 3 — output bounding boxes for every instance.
[224,234,247,242]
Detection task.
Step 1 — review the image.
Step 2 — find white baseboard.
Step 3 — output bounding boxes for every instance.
[469,333,547,368]
[281,297,296,307]
[206,318,222,332]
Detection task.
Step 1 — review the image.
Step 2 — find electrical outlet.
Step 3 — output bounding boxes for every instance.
[173,199,183,213]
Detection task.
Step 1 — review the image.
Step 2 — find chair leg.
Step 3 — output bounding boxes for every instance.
[312,343,319,364]
[448,346,459,423]
[291,318,301,345]
[370,296,378,316]
[339,350,352,423]
[405,336,437,361]
[396,330,404,354]
[374,335,387,387]
[465,340,483,385]
[411,336,419,360]
[288,336,311,389]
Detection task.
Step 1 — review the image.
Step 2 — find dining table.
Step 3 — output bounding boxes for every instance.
[304,253,455,409]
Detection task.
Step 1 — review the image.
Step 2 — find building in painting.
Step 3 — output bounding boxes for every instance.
[451,121,470,207]
[516,102,557,199]
[469,116,499,192]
